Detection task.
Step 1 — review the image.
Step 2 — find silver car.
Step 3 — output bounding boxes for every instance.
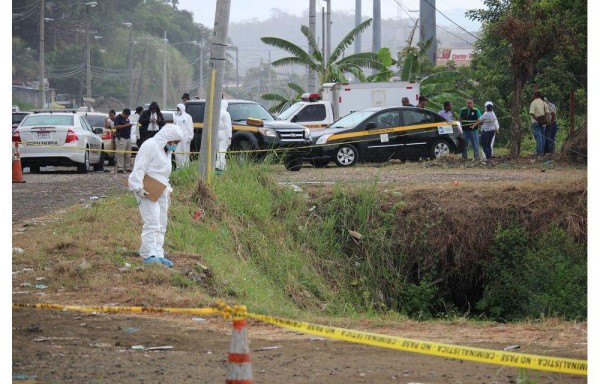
[13,112,105,173]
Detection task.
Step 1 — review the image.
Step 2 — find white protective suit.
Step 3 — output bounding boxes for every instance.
[128,124,184,260]
[216,100,233,171]
[174,103,194,167]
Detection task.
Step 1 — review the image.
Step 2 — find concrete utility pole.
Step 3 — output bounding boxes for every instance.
[354,0,361,54]
[326,0,331,66]
[197,43,203,98]
[38,0,45,109]
[162,31,168,108]
[124,22,133,108]
[419,0,437,64]
[308,0,316,92]
[373,0,381,53]
[198,0,231,183]
[321,7,325,66]
[85,5,91,100]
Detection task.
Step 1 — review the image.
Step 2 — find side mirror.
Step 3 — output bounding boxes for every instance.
[365,122,377,130]
[93,127,103,135]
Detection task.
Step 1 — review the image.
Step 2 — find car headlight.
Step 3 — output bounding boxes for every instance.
[257,127,278,137]
[315,134,332,145]
[304,127,311,138]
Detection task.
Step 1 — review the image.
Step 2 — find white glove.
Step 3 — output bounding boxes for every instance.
[135,188,150,199]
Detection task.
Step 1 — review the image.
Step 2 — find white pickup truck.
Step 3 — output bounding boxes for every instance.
[276,81,420,130]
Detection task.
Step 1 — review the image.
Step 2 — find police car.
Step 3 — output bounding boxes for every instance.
[306,106,464,167]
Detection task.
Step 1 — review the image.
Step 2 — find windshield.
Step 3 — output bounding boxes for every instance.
[330,110,376,129]
[21,115,74,127]
[228,103,274,122]
[277,103,303,120]
[84,115,106,127]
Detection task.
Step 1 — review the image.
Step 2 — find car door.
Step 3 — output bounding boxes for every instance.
[79,116,102,162]
[360,109,402,161]
[398,109,439,158]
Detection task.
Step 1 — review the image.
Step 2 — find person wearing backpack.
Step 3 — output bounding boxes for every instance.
[529,91,549,155]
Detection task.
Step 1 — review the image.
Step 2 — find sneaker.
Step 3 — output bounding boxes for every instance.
[158,257,173,267]
[143,256,161,265]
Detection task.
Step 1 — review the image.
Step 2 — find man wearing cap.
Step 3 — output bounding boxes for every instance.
[416,96,428,108]
[181,93,190,103]
[459,99,482,160]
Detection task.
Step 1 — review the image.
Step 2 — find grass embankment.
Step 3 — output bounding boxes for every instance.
[12,159,587,323]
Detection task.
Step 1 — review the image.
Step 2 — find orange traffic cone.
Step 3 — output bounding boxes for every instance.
[12,142,25,183]
[225,306,253,384]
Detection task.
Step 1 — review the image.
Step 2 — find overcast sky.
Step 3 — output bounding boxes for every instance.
[178,0,485,31]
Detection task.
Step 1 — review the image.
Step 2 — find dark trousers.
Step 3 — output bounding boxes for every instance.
[544,122,558,153]
[480,130,496,159]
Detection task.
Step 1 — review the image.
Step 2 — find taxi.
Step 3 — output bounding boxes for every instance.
[307,106,464,167]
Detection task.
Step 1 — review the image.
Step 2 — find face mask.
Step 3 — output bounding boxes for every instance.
[166,143,177,152]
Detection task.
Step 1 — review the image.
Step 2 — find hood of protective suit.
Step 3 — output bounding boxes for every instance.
[220,100,228,111]
[176,103,186,113]
[154,124,184,147]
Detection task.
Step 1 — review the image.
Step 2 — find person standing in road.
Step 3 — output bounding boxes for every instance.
[476,101,499,160]
[113,108,134,173]
[401,97,414,107]
[459,99,482,160]
[543,95,558,154]
[216,100,232,173]
[529,91,549,155]
[138,101,165,146]
[173,103,194,167]
[438,101,454,121]
[416,96,428,109]
[128,124,184,267]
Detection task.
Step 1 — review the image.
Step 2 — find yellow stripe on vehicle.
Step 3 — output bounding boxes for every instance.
[328,122,456,142]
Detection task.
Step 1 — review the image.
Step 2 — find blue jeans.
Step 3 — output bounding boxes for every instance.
[532,122,545,155]
[462,129,480,160]
[480,130,496,159]
[544,122,558,153]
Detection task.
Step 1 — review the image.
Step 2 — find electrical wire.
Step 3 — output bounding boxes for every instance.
[422,0,479,40]
[436,24,474,46]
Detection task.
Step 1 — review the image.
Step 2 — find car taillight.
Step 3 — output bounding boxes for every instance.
[65,129,78,143]
[101,130,112,140]
[12,131,21,143]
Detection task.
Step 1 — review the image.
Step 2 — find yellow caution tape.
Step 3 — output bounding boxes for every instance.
[247,312,587,376]
[15,302,584,375]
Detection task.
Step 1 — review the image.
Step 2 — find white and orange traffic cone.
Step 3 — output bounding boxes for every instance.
[225,305,253,384]
[12,142,25,183]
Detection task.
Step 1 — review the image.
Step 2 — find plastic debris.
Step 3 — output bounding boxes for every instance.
[145,346,174,351]
[255,346,282,352]
[504,345,520,351]
[348,230,363,240]
[89,196,99,201]
[131,345,145,350]
[34,284,47,289]
[12,247,24,254]
[192,317,206,322]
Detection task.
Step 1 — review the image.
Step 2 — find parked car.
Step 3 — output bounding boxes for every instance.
[13,111,32,133]
[162,110,175,124]
[79,111,114,165]
[306,106,464,167]
[12,112,105,173]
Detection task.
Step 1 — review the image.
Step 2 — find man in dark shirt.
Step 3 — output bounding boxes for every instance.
[114,108,133,173]
[459,99,482,160]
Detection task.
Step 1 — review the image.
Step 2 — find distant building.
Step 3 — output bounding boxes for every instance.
[436,48,474,67]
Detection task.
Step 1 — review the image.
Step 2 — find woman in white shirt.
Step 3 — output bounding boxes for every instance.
[476,101,499,160]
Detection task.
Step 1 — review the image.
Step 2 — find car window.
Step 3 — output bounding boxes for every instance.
[366,110,401,128]
[401,110,434,126]
[228,103,274,122]
[185,103,205,122]
[330,110,376,129]
[79,116,93,132]
[84,115,106,127]
[296,104,326,122]
[21,115,74,126]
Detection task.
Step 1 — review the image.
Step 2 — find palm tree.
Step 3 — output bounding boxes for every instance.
[261,18,389,89]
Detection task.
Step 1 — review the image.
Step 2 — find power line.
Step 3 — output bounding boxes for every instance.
[422,0,479,41]
[436,24,474,46]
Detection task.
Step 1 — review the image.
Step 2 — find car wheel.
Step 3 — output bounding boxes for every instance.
[430,140,451,159]
[93,150,105,172]
[77,149,90,174]
[311,159,329,168]
[231,136,260,161]
[284,156,302,171]
[334,144,358,167]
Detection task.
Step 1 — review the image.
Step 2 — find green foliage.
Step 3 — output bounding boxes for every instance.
[477,225,587,321]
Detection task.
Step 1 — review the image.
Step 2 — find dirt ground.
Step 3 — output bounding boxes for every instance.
[12,158,588,383]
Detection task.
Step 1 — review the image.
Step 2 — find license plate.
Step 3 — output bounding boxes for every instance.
[437,126,454,134]
[37,132,51,139]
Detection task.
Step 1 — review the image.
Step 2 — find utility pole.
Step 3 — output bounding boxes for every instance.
[162,31,168,108]
[85,4,91,100]
[321,7,325,66]
[198,0,231,183]
[124,22,133,108]
[38,0,45,109]
[235,46,239,91]
[197,43,203,98]
[354,0,361,54]
[419,0,437,64]
[373,0,381,53]
[308,0,316,92]
[326,0,331,67]
[268,51,271,96]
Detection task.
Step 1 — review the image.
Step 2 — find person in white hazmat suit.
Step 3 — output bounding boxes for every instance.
[173,103,194,167]
[128,124,184,267]
[216,100,232,172]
